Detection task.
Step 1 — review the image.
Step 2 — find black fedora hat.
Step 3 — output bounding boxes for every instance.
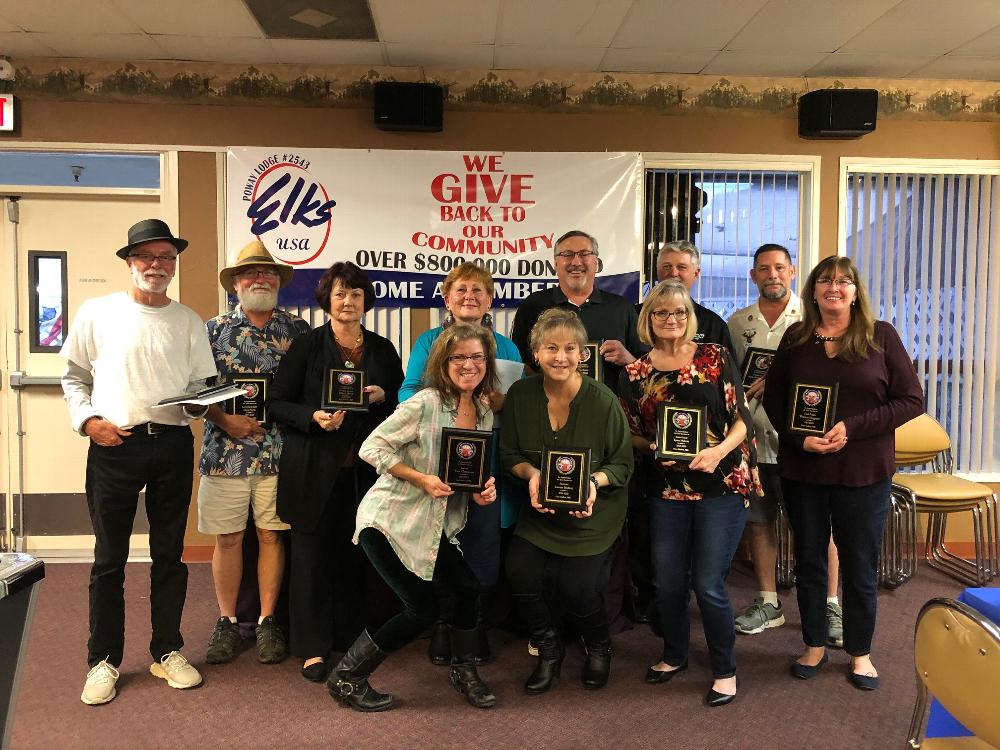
[116,218,189,260]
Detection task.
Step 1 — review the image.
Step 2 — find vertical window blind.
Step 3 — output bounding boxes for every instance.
[844,169,1000,474]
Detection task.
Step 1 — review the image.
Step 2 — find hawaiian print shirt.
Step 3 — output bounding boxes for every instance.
[619,343,761,503]
[198,306,310,476]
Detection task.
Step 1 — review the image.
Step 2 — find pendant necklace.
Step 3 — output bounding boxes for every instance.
[814,332,842,342]
[336,331,363,368]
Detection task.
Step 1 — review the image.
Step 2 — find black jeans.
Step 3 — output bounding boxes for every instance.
[85,426,193,667]
[648,493,748,678]
[505,536,612,628]
[782,478,891,656]
[359,528,479,652]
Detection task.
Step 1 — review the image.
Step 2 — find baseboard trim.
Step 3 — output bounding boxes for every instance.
[24,534,150,562]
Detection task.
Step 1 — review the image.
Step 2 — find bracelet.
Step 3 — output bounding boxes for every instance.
[590,475,600,494]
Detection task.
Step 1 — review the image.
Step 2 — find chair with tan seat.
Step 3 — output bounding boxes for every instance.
[892,414,998,587]
[907,597,1000,749]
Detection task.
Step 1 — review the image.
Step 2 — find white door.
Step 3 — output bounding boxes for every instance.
[0,191,166,555]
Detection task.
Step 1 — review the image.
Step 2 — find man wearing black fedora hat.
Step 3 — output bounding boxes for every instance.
[197,239,308,667]
[61,218,218,705]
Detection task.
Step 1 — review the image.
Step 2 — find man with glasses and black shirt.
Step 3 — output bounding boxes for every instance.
[62,219,217,705]
[198,240,309,667]
[510,229,644,396]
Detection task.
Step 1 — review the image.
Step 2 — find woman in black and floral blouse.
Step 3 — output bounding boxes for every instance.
[620,279,760,708]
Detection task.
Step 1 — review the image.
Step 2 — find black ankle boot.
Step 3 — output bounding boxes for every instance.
[427,620,450,665]
[525,628,565,695]
[449,627,497,709]
[327,630,394,712]
[582,637,613,690]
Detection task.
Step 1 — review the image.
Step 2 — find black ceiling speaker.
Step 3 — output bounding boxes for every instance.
[799,89,878,139]
[373,82,443,133]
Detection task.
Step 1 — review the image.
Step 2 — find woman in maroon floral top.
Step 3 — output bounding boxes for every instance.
[620,279,760,708]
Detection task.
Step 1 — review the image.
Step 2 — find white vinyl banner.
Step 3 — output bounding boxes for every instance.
[226,148,642,307]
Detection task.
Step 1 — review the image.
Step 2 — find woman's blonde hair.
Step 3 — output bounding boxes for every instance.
[422,323,499,404]
[528,308,588,355]
[788,255,879,362]
[638,279,697,347]
[441,262,494,297]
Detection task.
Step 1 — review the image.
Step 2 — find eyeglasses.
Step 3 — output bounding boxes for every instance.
[235,268,281,280]
[554,250,597,261]
[815,277,855,288]
[651,309,689,322]
[448,353,487,365]
[129,253,177,265]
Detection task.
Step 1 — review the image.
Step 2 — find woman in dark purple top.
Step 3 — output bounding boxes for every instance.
[763,256,922,692]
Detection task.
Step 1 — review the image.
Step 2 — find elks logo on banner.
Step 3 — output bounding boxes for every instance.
[227,148,642,308]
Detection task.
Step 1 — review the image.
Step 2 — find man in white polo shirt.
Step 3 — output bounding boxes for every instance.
[62,219,217,705]
[727,243,843,646]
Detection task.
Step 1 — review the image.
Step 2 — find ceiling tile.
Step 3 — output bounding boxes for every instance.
[806,53,936,78]
[497,0,632,46]
[0,0,137,34]
[33,33,167,60]
[952,25,1000,56]
[907,56,1000,81]
[153,35,279,64]
[703,50,829,77]
[726,0,899,53]
[0,31,59,57]
[495,44,605,71]
[111,0,263,37]
[601,47,717,74]
[372,0,500,44]
[385,42,494,68]
[838,0,1000,56]
[271,39,384,65]
[612,0,770,50]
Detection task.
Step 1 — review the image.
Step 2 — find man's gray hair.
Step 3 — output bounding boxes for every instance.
[555,230,599,257]
[658,240,701,269]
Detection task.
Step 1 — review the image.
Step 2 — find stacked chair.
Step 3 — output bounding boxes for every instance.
[907,597,1000,749]
[892,414,998,587]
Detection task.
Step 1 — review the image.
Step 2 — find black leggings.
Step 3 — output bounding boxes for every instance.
[359,528,480,652]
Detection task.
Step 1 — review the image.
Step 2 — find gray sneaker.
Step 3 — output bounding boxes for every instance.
[734,597,785,634]
[826,602,844,648]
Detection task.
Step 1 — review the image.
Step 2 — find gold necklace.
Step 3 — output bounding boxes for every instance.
[334,329,363,368]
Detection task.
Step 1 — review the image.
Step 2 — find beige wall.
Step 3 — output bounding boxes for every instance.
[9,97,999,549]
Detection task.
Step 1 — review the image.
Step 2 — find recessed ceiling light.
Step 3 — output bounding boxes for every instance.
[290,8,337,29]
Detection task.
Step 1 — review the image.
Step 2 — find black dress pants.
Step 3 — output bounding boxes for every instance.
[85,426,193,668]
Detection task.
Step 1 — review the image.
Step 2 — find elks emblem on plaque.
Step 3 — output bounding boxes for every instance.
[555,456,576,474]
[456,442,476,459]
[672,412,693,429]
[802,389,823,407]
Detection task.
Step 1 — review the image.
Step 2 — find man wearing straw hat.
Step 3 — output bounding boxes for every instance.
[62,219,217,705]
[198,239,309,667]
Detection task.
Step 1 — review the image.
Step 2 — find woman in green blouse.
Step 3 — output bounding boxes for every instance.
[501,308,634,694]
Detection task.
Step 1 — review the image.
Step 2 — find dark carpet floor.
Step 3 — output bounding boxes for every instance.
[8,560,977,750]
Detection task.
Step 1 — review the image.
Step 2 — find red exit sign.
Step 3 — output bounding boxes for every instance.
[0,95,15,132]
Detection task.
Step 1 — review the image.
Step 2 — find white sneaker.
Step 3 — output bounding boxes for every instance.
[81,659,119,705]
[150,651,203,689]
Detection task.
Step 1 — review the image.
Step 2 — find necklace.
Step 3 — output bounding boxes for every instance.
[334,329,363,368]
[814,332,842,342]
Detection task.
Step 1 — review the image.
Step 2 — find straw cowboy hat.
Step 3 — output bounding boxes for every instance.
[116,218,188,260]
[219,239,294,294]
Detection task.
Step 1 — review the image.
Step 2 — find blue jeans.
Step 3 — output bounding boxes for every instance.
[782,478,891,656]
[649,493,748,678]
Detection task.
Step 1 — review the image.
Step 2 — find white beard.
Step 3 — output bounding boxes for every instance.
[131,264,171,294]
[237,286,278,313]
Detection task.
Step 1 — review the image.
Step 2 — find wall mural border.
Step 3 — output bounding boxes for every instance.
[10,56,1000,121]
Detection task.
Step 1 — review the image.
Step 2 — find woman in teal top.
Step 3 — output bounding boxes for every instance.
[501,308,633,695]
[399,262,522,665]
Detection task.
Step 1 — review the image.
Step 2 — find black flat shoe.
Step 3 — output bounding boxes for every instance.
[644,661,688,684]
[789,653,829,680]
[301,660,327,682]
[848,672,880,691]
[705,677,739,707]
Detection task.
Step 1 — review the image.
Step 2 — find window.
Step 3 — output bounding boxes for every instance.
[0,151,160,189]
[28,251,68,352]
[643,158,818,321]
[843,163,1000,475]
